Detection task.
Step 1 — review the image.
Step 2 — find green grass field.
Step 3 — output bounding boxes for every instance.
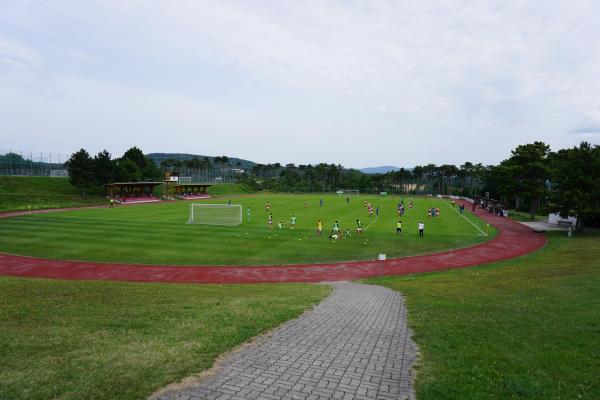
[0,194,495,265]
[366,231,600,399]
[0,278,330,400]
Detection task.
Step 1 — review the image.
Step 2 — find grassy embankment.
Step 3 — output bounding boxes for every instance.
[0,177,255,212]
[0,176,105,212]
[508,209,547,222]
[367,231,600,399]
[207,183,254,195]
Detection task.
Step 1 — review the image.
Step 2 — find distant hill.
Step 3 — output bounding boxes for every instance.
[359,166,400,174]
[147,153,256,169]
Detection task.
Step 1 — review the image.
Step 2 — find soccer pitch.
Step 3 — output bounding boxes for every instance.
[0,194,495,266]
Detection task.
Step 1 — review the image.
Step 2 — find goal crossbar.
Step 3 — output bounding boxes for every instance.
[336,189,360,196]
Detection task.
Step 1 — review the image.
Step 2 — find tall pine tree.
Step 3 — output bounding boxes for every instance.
[65,149,94,196]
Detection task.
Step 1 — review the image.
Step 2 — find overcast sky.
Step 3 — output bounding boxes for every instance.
[1,1,600,168]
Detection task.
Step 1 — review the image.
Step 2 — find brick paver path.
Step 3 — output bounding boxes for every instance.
[155,282,417,400]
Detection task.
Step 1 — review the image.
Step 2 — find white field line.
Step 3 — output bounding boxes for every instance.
[364,214,379,231]
[442,200,488,237]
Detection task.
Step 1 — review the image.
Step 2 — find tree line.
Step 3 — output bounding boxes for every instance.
[488,141,600,230]
[65,147,160,195]
[241,162,488,198]
[66,141,600,229]
[240,141,599,228]
[158,155,241,170]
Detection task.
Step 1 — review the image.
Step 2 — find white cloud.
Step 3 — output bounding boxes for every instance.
[572,110,600,134]
[1,0,600,165]
[0,35,39,69]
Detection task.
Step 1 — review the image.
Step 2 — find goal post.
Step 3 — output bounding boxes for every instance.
[336,189,360,196]
[187,203,242,226]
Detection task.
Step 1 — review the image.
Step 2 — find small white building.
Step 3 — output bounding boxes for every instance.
[548,213,577,226]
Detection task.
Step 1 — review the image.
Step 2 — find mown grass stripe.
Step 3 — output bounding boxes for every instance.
[0,195,496,265]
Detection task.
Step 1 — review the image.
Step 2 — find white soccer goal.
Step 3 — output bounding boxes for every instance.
[187,203,242,226]
[336,189,360,196]
[49,169,69,177]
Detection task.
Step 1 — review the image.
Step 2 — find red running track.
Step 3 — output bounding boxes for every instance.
[0,203,546,284]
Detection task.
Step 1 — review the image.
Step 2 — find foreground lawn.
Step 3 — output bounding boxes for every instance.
[367,231,600,399]
[0,194,495,265]
[0,278,330,400]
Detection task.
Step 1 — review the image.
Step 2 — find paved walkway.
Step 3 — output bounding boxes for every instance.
[153,282,417,400]
[0,201,546,283]
[518,221,570,231]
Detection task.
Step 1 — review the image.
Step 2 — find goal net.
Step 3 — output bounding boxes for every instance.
[336,189,360,196]
[187,203,242,226]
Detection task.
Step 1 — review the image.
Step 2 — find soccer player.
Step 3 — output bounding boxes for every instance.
[418,221,424,237]
[277,221,284,229]
[320,198,324,207]
[109,198,115,208]
[304,200,308,208]
[368,204,373,217]
[290,215,297,229]
[333,220,340,232]
[396,220,402,234]
[409,200,413,209]
[265,201,270,212]
[427,208,431,218]
[436,207,441,217]
[346,197,350,205]
[344,228,351,238]
[356,219,363,234]
[268,213,273,228]
[247,207,251,220]
[375,206,379,217]
[317,220,323,236]
[364,200,367,208]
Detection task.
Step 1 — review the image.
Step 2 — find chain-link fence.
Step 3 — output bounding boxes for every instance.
[0,150,69,177]
[168,167,241,184]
